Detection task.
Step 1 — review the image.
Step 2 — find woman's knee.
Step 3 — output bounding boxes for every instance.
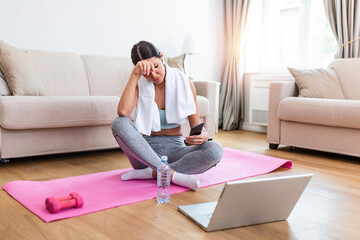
[203,141,224,164]
[111,116,134,135]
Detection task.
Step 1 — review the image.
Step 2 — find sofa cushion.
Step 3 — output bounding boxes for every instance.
[328,58,360,100]
[0,95,208,130]
[0,40,46,96]
[278,97,360,129]
[0,96,119,130]
[0,69,11,96]
[82,54,186,96]
[287,67,345,99]
[27,50,89,96]
[81,55,133,96]
[164,54,186,73]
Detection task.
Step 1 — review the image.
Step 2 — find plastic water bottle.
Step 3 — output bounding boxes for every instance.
[157,156,171,203]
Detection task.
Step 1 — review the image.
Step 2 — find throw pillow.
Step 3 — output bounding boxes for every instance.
[288,67,345,99]
[164,54,186,73]
[0,69,11,96]
[0,40,46,96]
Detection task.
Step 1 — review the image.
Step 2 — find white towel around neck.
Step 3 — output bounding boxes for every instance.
[135,63,196,136]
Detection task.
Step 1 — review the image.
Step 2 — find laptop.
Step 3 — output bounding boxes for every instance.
[178,171,313,232]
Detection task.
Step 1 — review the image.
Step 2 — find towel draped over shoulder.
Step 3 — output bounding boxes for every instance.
[135,63,196,136]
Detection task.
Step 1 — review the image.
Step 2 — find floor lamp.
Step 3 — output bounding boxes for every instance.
[182,35,200,81]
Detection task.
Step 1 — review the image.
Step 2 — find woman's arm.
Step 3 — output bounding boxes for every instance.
[117,60,157,116]
[117,71,140,116]
[185,80,209,145]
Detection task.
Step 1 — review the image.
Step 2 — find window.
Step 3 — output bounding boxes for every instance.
[245,0,338,72]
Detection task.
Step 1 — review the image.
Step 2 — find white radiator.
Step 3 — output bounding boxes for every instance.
[249,73,293,126]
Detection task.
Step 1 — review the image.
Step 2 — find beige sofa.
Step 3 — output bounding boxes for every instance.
[0,48,219,160]
[267,58,360,157]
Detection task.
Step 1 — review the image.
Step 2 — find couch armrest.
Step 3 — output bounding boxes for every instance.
[193,81,220,139]
[193,80,220,139]
[267,81,298,144]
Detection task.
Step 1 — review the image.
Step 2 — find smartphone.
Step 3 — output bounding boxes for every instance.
[189,123,204,136]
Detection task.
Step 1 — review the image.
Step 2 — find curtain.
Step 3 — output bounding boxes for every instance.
[219,0,251,130]
[324,0,360,58]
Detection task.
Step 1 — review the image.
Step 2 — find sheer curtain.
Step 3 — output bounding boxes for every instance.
[219,0,251,130]
[324,0,360,58]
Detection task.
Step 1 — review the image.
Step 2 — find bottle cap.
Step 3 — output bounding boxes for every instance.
[161,156,168,162]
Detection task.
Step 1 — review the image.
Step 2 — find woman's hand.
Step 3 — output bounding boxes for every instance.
[133,60,158,77]
[185,128,209,145]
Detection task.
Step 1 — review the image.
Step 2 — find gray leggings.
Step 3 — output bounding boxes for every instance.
[111,116,223,174]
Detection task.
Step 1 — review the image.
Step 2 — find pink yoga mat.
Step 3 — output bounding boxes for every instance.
[2,148,292,222]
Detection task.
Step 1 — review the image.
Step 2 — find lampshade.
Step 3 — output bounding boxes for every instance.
[182,35,200,55]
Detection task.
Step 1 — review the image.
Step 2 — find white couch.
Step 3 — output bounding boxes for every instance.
[267,58,360,157]
[0,49,219,160]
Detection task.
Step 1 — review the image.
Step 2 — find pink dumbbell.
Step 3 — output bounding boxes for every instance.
[45,192,84,213]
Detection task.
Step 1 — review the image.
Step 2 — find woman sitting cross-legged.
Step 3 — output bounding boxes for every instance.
[111,40,223,191]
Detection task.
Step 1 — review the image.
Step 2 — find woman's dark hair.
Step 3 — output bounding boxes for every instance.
[131,41,161,65]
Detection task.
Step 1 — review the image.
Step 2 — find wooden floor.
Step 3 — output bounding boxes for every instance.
[1,130,359,240]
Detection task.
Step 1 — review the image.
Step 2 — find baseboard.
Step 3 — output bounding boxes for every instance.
[242,122,267,133]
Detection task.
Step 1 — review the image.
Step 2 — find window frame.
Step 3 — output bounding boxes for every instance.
[245,0,336,73]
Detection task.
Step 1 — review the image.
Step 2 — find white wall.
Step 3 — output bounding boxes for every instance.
[0,0,225,82]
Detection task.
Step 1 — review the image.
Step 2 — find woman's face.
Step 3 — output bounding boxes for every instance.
[144,57,165,85]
